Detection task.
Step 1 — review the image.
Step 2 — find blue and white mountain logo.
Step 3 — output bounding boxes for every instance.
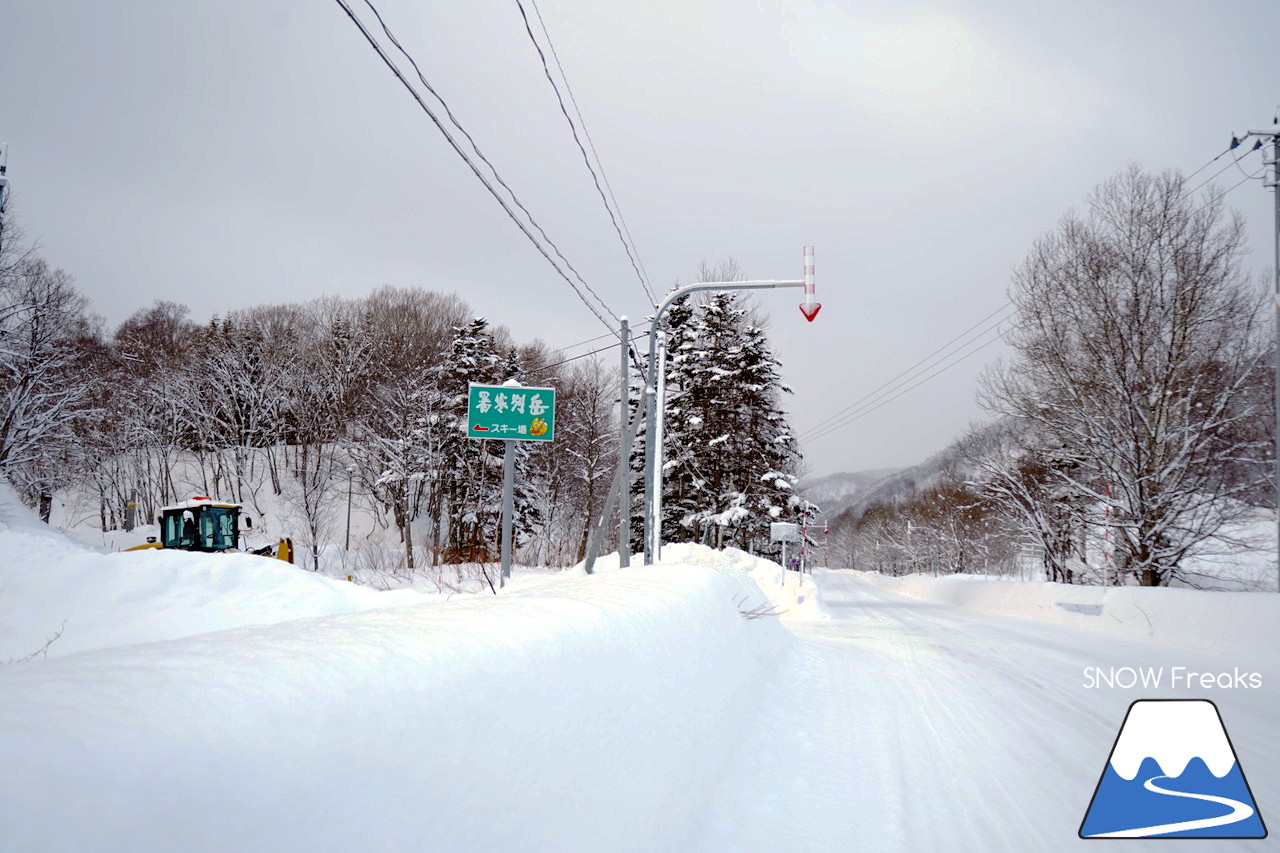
[1080,699,1266,839]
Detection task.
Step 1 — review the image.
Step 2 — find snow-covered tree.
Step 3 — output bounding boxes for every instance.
[526,357,618,564]
[349,373,444,570]
[980,167,1272,586]
[434,319,540,561]
[636,261,802,554]
[0,254,101,506]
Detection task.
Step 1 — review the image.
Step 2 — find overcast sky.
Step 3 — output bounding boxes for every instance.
[2,0,1277,479]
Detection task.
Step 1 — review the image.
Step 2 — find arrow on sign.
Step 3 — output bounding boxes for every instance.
[799,302,822,322]
[473,425,490,432]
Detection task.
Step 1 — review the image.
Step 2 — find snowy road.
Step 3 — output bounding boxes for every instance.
[1,553,1274,852]
[697,570,1277,851]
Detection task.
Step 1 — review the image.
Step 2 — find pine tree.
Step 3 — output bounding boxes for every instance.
[631,284,802,555]
[435,320,540,561]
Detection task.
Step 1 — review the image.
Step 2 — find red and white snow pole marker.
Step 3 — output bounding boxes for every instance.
[799,245,821,322]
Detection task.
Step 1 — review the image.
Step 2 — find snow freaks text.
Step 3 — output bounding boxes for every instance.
[1082,667,1262,690]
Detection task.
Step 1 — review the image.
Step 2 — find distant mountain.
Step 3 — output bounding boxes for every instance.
[799,468,900,516]
[830,421,1007,524]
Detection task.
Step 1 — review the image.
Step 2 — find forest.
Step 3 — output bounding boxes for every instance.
[0,228,806,577]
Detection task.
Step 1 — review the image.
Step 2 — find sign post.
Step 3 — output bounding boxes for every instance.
[467,381,556,587]
[771,521,800,582]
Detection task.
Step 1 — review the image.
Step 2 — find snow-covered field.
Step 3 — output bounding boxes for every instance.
[0,496,795,851]
[854,570,1280,665]
[700,570,1278,851]
[3,489,1277,851]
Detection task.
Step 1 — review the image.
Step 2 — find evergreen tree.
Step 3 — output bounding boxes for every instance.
[436,320,540,561]
[631,284,802,554]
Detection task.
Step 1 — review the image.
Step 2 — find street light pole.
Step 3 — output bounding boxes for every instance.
[650,332,668,562]
[641,246,819,564]
[1237,124,1280,592]
[618,316,632,568]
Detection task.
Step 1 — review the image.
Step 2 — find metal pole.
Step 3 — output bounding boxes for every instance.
[345,467,353,551]
[0,142,9,257]
[642,329,659,564]
[1238,127,1280,592]
[1272,135,1279,594]
[500,439,516,587]
[651,333,668,563]
[619,316,632,568]
[584,402,647,574]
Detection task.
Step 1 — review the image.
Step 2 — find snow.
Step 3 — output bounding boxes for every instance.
[577,543,831,623]
[0,485,424,661]
[661,543,831,622]
[5,482,1278,852]
[0,503,793,851]
[852,570,1280,665]
[1109,700,1235,780]
[699,570,1279,851]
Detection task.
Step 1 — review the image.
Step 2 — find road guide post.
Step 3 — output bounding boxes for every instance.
[771,522,799,585]
[467,379,556,588]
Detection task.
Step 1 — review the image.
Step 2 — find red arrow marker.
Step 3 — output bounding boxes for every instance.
[473,425,489,431]
[799,302,822,322]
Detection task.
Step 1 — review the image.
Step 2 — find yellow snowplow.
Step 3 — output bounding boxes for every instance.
[124,497,294,563]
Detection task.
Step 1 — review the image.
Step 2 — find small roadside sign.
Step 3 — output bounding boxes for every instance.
[467,383,556,442]
[771,522,800,542]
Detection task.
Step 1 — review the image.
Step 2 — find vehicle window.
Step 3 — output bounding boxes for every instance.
[204,508,236,550]
[163,514,183,548]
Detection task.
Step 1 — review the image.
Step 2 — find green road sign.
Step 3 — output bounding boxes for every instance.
[467,383,556,441]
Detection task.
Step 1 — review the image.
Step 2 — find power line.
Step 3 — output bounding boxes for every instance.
[798,143,1264,446]
[514,0,656,307]
[556,329,618,351]
[802,325,1011,445]
[357,0,622,329]
[798,302,1015,439]
[1222,164,1268,194]
[1182,142,1237,184]
[1184,144,1262,199]
[333,0,620,337]
[525,331,647,377]
[526,0,656,307]
[554,323,650,356]
[355,0,619,328]
[799,308,1015,444]
[1232,138,1266,181]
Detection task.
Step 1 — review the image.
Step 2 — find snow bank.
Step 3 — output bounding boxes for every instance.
[0,484,421,661]
[659,543,831,622]
[854,571,1280,665]
[0,563,790,853]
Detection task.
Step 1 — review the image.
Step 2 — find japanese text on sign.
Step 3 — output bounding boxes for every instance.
[467,383,556,442]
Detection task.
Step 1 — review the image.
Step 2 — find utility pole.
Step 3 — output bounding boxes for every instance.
[618,316,631,568]
[345,465,355,551]
[0,143,9,256]
[1235,121,1280,593]
[641,246,820,564]
[650,332,668,562]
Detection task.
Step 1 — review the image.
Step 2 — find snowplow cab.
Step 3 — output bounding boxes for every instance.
[123,497,295,562]
[159,498,242,552]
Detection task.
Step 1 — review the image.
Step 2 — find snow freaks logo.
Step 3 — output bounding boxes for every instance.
[1079,700,1267,839]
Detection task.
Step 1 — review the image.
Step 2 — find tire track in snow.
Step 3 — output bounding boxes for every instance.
[694,570,1277,852]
